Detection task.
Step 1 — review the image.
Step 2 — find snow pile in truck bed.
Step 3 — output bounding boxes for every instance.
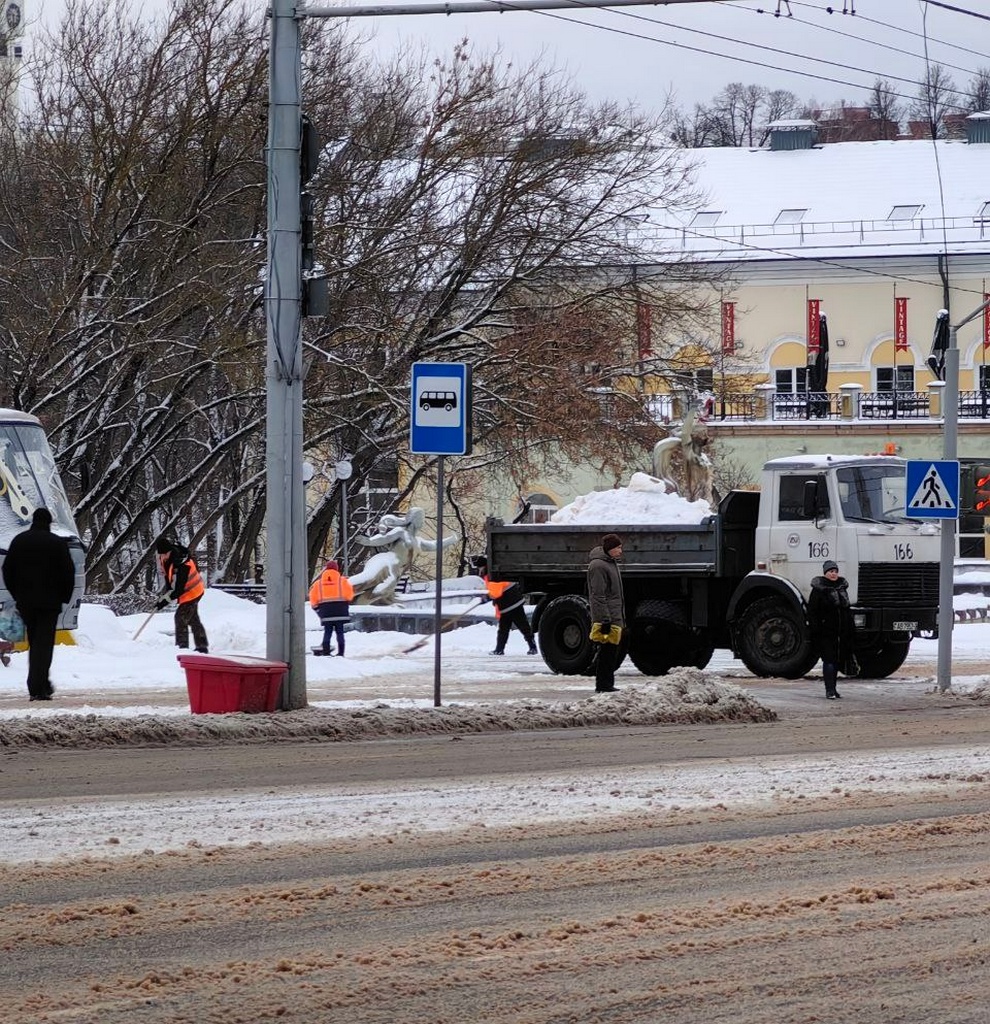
[550,472,712,525]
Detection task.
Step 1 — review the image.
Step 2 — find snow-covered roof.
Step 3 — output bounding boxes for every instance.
[642,138,990,263]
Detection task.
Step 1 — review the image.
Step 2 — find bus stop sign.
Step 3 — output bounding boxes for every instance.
[410,363,473,456]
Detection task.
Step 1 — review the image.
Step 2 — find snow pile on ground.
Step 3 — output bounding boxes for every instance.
[551,472,712,524]
[0,669,774,748]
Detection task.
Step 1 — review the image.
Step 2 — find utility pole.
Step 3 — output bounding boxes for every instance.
[264,0,720,707]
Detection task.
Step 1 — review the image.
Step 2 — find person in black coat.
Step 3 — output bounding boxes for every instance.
[1,507,76,700]
[807,559,854,700]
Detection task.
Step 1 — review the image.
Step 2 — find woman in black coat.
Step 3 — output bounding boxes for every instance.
[807,559,854,700]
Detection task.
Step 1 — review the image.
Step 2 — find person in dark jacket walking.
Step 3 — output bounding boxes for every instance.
[807,559,854,700]
[309,560,354,656]
[587,532,625,693]
[1,507,75,700]
[475,557,537,656]
[155,538,209,653]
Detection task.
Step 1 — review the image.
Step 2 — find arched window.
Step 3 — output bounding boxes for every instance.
[519,492,559,524]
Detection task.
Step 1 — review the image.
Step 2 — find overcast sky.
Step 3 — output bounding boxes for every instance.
[359,0,987,113]
[30,1,988,114]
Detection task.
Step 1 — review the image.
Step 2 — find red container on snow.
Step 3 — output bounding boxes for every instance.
[177,653,287,714]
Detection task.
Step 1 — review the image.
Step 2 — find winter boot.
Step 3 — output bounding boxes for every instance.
[527,645,538,655]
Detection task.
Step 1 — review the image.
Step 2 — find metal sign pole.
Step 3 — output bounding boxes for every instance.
[937,339,959,692]
[434,456,444,708]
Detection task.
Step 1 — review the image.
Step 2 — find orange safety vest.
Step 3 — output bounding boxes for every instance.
[162,554,205,604]
[309,569,354,608]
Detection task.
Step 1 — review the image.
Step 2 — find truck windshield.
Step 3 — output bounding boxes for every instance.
[836,465,908,524]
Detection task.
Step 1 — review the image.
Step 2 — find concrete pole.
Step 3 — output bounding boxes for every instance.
[936,339,958,693]
[937,296,990,692]
[265,0,307,708]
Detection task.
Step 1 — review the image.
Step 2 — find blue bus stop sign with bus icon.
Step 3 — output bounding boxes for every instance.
[410,362,473,456]
[905,459,959,520]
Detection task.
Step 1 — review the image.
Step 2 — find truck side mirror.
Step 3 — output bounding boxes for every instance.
[802,479,820,519]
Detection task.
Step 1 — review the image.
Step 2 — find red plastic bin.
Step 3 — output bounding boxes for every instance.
[177,654,287,714]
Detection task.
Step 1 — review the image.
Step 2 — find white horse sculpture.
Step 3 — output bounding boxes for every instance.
[349,507,458,604]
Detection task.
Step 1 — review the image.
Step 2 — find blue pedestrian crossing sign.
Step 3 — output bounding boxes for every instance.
[410,362,473,456]
[905,459,959,520]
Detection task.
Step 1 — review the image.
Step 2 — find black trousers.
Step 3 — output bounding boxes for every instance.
[595,640,619,691]
[321,622,346,655]
[494,606,535,652]
[18,605,59,698]
[175,598,209,652]
[822,660,839,693]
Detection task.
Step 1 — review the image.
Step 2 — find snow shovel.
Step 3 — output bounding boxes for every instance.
[402,597,488,655]
[132,598,171,641]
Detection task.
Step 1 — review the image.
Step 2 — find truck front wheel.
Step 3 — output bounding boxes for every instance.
[538,595,596,675]
[736,596,816,679]
[854,640,910,679]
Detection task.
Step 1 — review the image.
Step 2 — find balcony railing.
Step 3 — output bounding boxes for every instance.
[665,390,990,422]
[770,392,842,420]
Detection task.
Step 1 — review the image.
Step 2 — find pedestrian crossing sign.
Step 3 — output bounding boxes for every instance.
[905,459,959,520]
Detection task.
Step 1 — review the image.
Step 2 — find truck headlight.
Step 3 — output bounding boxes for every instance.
[853,613,867,628]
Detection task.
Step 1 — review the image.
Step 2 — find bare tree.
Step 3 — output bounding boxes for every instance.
[0,3,722,591]
[910,64,959,139]
[965,67,990,113]
[299,42,721,568]
[867,79,902,139]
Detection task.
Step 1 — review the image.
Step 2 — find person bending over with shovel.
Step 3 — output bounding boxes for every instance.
[155,537,209,653]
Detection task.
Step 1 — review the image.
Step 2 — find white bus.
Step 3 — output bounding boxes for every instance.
[0,409,85,643]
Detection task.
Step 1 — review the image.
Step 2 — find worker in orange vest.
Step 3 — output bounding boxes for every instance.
[309,559,355,656]
[475,555,537,656]
[155,537,208,653]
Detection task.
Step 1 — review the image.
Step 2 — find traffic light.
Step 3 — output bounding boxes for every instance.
[300,114,328,317]
[975,465,990,514]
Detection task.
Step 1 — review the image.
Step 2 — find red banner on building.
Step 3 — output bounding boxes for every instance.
[721,301,736,355]
[895,296,909,351]
[807,299,821,356]
[984,294,990,350]
[636,300,652,360]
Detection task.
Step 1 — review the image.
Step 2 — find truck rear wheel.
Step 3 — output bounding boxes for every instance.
[853,640,910,679]
[736,596,816,679]
[537,595,596,675]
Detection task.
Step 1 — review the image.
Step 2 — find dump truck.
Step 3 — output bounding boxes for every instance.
[486,455,940,679]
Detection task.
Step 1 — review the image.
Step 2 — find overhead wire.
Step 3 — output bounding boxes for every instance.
[461,0,987,106]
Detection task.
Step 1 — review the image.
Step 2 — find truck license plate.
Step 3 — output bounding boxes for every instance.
[893,621,917,632]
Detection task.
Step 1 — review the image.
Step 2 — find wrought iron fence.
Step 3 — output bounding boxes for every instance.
[857,391,930,419]
[770,392,841,421]
[958,391,990,419]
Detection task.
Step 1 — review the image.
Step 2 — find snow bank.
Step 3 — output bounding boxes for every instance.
[551,472,712,525]
[0,669,774,748]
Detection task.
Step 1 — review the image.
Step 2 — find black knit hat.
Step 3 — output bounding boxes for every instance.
[823,559,839,573]
[155,537,172,554]
[601,532,623,554]
[32,507,53,528]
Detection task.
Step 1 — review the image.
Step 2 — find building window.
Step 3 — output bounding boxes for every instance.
[518,493,558,524]
[876,366,915,392]
[351,459,399,534]
[690,211,722,227]
[775,367,808,394]
[774,209,807,224]
[979,365,990,392]
[673,368,714,393]
[887,204,922,221]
